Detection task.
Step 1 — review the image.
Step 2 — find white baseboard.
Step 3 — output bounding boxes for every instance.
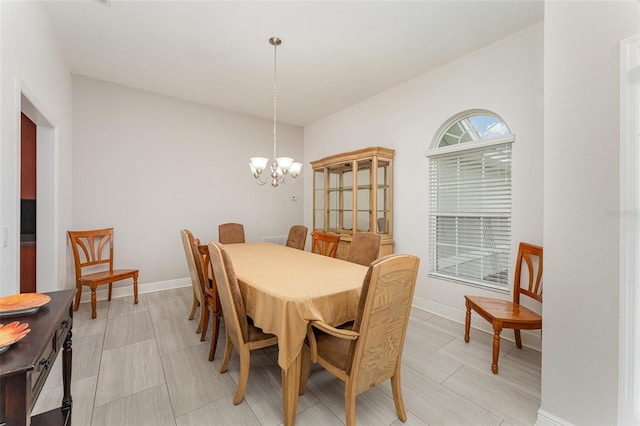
[536,409,575,426]
[413,295,464,321]
[412,295,542,351]
[78,277,191,304]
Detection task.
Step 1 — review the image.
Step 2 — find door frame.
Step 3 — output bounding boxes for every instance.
[20,87,58,295]
[618,34,640,426]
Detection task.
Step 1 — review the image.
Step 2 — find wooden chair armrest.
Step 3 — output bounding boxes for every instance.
[306,323,318,363]
[310,320,359,340]
[305,321,359,364]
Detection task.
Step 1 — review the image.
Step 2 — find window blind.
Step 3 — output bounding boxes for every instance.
[428,142,512,288]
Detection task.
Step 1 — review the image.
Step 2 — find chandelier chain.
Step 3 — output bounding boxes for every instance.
[273,38,278,162]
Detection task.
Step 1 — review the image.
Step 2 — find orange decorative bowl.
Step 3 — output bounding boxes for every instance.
[0,293,51,317]
[0,321,31,354]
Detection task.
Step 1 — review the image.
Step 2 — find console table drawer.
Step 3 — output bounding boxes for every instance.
[31,337,57,395]
[56,318,71,348]
[31,310,71,404]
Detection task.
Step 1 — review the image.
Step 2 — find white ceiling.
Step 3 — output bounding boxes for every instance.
[44,0,543,126]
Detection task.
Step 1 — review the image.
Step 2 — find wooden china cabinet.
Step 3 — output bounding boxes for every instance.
[311,147,395,260]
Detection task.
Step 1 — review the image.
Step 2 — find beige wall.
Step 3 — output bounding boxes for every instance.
[71,75,304,290]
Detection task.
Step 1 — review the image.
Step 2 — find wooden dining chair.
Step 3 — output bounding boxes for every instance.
[464,242,543,374]
[195,242,223,361]
[67,228,138,319]
[299,253,420,426]
[285,225,308,250]
[311,231,341,258]
[346,232,382,266]
[180,229,207,337]
[207,241,278,404]
[218,223,245,244]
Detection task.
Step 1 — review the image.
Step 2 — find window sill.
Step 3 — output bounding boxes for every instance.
[428,272,510,294]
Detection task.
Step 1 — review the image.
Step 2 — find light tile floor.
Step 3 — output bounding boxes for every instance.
[32,287,541,425]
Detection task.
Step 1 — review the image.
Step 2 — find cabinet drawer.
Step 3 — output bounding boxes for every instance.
[31,337,56,395]
[31,314,70,397]
[56,316,71,349]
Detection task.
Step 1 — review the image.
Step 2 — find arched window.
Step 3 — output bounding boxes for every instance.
[426,110,513,289]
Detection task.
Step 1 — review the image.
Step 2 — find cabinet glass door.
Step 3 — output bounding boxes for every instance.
[377,160,390,234]
[314,170,325,230]
[328,168,340,231]
[342,168,353,232]
[357,160,372,232]
[328,164,353,233]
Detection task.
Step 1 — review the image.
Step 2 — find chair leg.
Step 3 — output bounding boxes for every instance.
[196,305,205,335]
[514,329,523,348]
[233,348,250,405]
[108,283,112,301]
[390,373,407,422]
[492,325,503,374]
[188,289,198,320]
[464,303,471,343]
[133,274,139,304]
[344,380,357,426]
[299,345,311,395]
[73,282,82,311]
[200,304,209,341]
[208,314,220,362]
[219,330,234,373]
[90,287,98,319]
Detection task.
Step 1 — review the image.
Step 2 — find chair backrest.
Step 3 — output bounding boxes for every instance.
[286,225,308,250]
[346,232,382,266]
[180,229,204,303]
[348,254,420,394]
[513,242,543,305]
[311,231,340,258]
[68,228,115,279]
[208,242,249,347]
[195,243,217,300]
[219,223,245,244]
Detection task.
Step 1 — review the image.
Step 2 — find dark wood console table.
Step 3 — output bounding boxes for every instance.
[0,289,74,426]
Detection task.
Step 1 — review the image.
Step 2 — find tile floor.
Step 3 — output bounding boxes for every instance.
[32,287,541,425]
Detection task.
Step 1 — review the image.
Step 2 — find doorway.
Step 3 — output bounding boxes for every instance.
[20,113,36,293]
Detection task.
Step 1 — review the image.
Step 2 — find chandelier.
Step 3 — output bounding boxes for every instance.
[249,37,302,188]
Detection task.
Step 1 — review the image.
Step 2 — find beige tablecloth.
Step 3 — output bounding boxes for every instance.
[224,242,368,369]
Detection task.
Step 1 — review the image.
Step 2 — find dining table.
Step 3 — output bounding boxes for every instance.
[224,242,368,426]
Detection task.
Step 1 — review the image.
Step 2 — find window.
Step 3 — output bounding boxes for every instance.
[427,110,513,289]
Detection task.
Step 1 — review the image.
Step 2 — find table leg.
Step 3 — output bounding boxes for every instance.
[62,328,73,413]
[281,352,301,426]
[4,373,29,425]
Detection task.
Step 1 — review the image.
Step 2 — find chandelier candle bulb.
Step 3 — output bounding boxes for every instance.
[289,162,302,177]
[276,157,294,172]
[250,157,269,177]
